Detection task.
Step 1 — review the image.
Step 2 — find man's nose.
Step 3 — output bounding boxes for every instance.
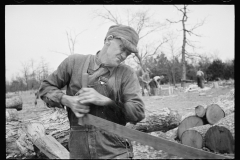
[121,52,127,60]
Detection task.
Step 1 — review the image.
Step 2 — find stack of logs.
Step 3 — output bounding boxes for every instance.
[149,89,235,156]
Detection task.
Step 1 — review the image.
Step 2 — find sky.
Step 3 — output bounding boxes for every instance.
[5,5,234,82]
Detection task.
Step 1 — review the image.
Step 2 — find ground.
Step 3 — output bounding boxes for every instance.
[9,83,234,159]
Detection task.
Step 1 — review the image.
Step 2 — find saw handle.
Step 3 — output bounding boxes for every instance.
[78,73,89,126]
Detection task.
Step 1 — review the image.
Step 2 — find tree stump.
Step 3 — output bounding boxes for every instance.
[181,124,212,149]
[177,115,204,141]
[205,104,225,124]
[205,113,234,154]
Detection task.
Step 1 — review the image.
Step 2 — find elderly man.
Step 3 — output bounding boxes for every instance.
[38,24,145,159]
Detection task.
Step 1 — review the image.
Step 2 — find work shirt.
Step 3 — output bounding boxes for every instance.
[38,52,145,158]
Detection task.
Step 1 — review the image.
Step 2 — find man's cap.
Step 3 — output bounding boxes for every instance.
[105,24,139,53]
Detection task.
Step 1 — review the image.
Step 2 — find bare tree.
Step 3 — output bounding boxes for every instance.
[165,31,182,85]
[166,5,206,86]
[93,6,168,71]
[21,61,30,90]
[51,29,87,56]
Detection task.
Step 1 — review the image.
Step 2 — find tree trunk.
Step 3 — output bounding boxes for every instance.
[205,104,225,124]
[177,115,204,141]
[181,124,212,149]
[131,108,182,133]
[205,113,234,154]
[6,95,23,111]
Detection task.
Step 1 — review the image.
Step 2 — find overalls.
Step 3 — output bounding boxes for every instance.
[68,55,133,159]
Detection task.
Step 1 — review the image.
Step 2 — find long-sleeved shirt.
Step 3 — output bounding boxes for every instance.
[38,53,145,125]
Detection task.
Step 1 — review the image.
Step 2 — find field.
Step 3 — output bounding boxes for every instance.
[8,82,234,159]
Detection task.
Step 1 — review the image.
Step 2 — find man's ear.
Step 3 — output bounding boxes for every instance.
[105,35,114,45]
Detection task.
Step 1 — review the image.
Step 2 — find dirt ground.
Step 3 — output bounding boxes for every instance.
[9,83,234,159]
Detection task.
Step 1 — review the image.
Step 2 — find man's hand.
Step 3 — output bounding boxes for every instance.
[76,88,112,106]
[61,95,90,118]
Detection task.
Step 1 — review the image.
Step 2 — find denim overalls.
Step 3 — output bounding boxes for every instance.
[68,55,133,159]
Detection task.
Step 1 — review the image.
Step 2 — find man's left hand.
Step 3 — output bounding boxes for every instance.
[76,88,112,106]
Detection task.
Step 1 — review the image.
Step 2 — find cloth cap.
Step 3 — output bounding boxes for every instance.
[105,24,139,53]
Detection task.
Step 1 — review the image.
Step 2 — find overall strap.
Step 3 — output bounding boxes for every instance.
[81,55,91,86]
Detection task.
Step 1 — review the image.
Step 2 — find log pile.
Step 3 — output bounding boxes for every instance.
[178,89,235,156]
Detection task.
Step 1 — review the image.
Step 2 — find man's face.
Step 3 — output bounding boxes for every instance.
[102,38,131,67]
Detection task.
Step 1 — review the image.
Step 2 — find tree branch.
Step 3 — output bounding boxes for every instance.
[103,6,119,24]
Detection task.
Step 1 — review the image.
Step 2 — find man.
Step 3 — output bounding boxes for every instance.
[38,24,145,159]
[149,75,164,96]
[138,67,151,96]
[196,68,204,88]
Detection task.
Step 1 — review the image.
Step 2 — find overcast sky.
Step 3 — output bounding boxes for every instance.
[5,5,234,82]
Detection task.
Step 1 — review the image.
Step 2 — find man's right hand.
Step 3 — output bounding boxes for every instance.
[60,95,90,118]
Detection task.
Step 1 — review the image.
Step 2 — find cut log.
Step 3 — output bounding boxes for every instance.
[181,124,212,149]
[132,108,182,133]
[205,113,234,154]
[214,113,234,140]
[195,105,206,118]
[6,95,23,111]
[177,115,204,141]
[165,127,178,140]
[205,104,225,124]
[19,122,69,159]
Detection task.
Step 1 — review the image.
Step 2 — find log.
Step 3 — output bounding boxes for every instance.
[205,104,225,124]
[132,108,182,133]
[195,105,206,117]
[6,92,18,98]
[205,113,234,154]
[19,122,69,159]
[177,115,204,141]
[181,124,212,149]
[6,109,19,122]
[6,95,23,111]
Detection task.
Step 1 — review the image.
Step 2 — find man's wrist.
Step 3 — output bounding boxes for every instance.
[103,97,115,107]
[61,94,70,108]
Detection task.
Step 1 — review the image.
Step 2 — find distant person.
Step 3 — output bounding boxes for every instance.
[149,76,164,96]
[196,68,204,88]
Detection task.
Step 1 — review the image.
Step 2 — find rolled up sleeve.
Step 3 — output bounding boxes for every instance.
[38,55,73,108]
